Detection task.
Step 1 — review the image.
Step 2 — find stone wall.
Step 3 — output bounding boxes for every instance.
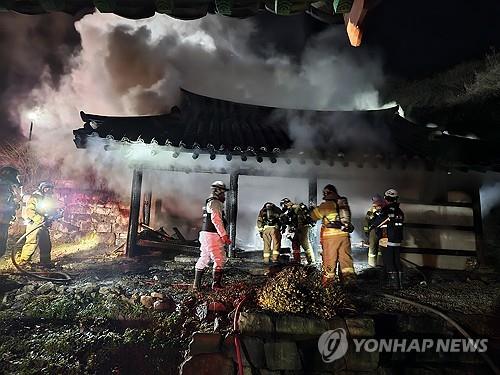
[47,187,129,246]
[11,185,130,246]
[180,312,493,375]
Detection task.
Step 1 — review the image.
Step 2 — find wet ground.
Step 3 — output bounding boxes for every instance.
[0,241,499,374]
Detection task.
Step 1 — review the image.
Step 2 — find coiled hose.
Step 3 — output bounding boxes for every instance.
[10,223,71,283]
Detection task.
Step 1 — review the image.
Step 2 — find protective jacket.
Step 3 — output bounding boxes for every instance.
[370,202,404,245]
[257,204,282,230]
[0,179,19,224]
[200,196,227,237]
[310,197,353,238]
[282,203,313,232]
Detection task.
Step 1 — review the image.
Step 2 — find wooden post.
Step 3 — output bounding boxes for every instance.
[308,176,319,258]
[308,177,317,206]
[228,172,239,257]
[472,187,486,267]
[126,168,143,257]
[143,189,152,226]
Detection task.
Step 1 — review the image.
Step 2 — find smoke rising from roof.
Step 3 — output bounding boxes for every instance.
[9,11,385,194]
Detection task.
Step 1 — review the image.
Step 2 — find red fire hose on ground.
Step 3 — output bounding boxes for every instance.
[233,295,249,375]
[10,223,71,283]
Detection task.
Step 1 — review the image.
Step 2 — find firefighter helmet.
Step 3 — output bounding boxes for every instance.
[0,166,21,186]
[38,181,55,193]
[384,188,399,202]
[323,184,338,199]
[211,180,228,192]
[280,198,292,208]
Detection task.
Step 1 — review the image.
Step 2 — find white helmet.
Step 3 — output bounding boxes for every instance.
[211,181,228,192]
[384,189,399,199]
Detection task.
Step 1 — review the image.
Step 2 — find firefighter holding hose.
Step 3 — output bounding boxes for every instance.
[0,166,22,258]
[19,181,61,269]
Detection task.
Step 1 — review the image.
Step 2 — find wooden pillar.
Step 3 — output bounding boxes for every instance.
[143,189,152,226]
[228,172,239,257]
[126,168,143,257]
[308,177,317,206]
[472,187,486,267]
[308,176,319,257]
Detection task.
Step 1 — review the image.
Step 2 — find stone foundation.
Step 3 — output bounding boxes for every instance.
[180,312,493,374]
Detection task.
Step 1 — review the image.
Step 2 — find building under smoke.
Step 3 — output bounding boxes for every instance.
[72,88,500,270]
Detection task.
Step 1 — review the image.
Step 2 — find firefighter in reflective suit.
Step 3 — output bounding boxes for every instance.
[310,184,355,286]
[363,194,386,267]
[257,202,282,263]
[280,198,315,265]
[19,181,58,268]
[370,189,405,289]
[0,167,22,258]
[193,181,231,291]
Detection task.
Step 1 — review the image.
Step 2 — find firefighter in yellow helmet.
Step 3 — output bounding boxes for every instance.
[0,167,22,258]
[363,194,386,267]
[280,198,316,265]
[193,181,231,291]
[19,181,60,268]
[257,202,282,263]
[310,184,355,286]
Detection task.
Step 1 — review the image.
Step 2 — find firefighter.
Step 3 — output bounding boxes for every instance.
[280,198,315,265]
[310,184,355,286]
[257,202,282,263]
[369,188,405,289]
[0,167,22,258]
[193,181,231,291]
[19,181,59,268]
[363,194,386,267]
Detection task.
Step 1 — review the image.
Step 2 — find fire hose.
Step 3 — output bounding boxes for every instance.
[10,222,72,283]
[380,293,500,375]
[233,295,249,375]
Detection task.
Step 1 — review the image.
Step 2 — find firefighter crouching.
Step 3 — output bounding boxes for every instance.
[0,167,23,258]
[363,194,386,267]
[19,181,61,268]
[310,184,355,286]
[257,202,282,263]
[280,198,315,265]
[193,181,231,291]
[369,189,405,289]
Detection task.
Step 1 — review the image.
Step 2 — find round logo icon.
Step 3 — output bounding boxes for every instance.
[318,328,349,363]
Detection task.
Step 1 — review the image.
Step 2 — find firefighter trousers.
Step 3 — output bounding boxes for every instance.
[262,226,281,262]
[196,231,226,271]
[321,235,354,281]
[367,230,379,267]
[291,226,315,263]
[382,245,401,272]
[20,223,51,263]
[0,223,9,258]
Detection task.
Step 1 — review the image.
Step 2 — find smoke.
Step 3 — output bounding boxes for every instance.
[0,13,80,142]
[480,182,500,218]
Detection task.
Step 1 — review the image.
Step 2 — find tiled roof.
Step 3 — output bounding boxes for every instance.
[73,89,500,171]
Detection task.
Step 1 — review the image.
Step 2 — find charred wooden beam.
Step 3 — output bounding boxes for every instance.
[228,172,239,257]
[127,168,143,257]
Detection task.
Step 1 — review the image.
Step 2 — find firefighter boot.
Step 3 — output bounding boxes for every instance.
[385,272,399,290]
[212,269,223,290]
[193,268,205,291]
[398,272,404,290]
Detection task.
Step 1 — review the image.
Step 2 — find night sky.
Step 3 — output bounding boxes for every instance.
[0,0,499,141]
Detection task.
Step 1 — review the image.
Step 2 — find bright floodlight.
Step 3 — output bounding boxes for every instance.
[27,111,39,121]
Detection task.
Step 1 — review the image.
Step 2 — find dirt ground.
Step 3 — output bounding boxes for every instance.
[0,240,499,374]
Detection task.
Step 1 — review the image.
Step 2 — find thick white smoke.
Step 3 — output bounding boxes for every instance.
[9,11,389,250]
